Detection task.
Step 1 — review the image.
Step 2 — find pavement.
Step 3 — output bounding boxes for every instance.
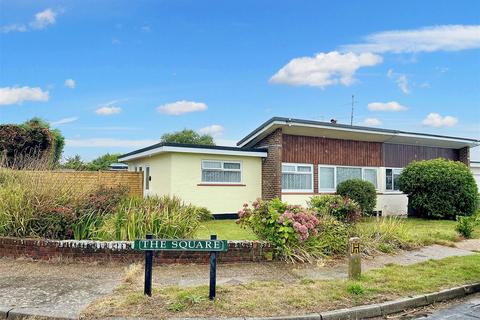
[0,240,479,319]
[0,258,123,319]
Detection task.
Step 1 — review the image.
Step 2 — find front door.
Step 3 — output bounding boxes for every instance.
[137,165,151,196]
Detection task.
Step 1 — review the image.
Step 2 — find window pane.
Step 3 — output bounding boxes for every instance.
[297,166,312,172]
[202,170,241,183]
[282,165,295,172]
[282,173,312,190]
[336,167,362,185]
[319,167,335,190]
[363,168,377,188]
[385,169,393,190]
[203,161,222,169]
[393,169,402,191]
[224,162,240,170]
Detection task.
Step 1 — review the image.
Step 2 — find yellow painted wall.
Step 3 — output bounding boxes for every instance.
[128,152,262,214]
[169,153,262,213]
[127,153,172,196]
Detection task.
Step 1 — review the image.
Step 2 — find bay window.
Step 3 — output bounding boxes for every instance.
[201,160,241,183]
[282,163,313,192]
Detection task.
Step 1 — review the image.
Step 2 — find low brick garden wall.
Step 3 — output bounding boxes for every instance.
[0,237,273,264]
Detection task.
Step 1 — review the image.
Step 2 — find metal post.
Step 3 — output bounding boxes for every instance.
[209,234,217,300]
[144,234,153,296]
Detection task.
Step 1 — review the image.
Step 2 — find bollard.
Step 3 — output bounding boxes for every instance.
[348,237,361,280]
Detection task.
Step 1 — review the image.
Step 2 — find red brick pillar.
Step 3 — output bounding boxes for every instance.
[255,129,283,200]
[459,147,470,167]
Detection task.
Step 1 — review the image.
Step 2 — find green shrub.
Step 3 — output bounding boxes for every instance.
[399,159,477,219]
[98,196,203,241]
[309,195,361,222]
[455,216,476,238]
[237,199,353,261]
[336,179,377,215]
[196,207,213,221]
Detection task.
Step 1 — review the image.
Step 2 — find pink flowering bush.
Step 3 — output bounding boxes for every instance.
[237,198,343,262]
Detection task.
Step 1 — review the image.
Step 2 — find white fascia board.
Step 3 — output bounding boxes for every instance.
[118,146,267,162]
[238,119,479,148]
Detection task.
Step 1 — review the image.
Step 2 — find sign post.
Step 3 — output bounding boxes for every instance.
[144,234,153,296]
[134,235,228,299]
[348,237,361,280]
[209,235,217,300]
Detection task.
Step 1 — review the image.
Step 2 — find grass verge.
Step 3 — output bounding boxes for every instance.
[82,254,480,319]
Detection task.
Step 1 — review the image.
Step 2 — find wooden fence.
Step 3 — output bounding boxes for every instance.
[18,170,144,196]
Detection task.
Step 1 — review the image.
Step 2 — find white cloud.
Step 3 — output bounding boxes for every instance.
[1,8,59,33]
[198,125,225,137]
[95,106,122,115]
[386,69,410,94]
[64,79,76,89]
[362,118,382,126]
[396,74,410,94]
[65,138,158,148]
[1,24,27,33]
[157,100,208,115]
[368,101,408,112]
[422,113,458,128]
[270,51,383,88]
[30,9,57,29]
[343,25,480,53]
[0,86,49,105]
[50,117,78,126]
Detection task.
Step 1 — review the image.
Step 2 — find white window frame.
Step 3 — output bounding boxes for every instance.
[201,160,242,184]
[282,163,314,193]
[318,165,337,192]
[318,165,379,192]
[384,167,403,193]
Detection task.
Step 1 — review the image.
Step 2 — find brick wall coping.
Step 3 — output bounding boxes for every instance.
[0,237,273,264]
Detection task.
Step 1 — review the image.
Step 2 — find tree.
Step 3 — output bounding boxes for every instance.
[0,117,65,168]
[86,153,121,171]
[62,155,86,170]
[23,117,65,165]
[61,153,121,171]
[160,129,215,145]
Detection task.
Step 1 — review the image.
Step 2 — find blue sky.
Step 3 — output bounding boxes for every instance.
[1,0,479,161]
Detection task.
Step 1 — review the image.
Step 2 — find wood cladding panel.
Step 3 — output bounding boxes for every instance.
[383,143,459,167]
[282,134,383,167]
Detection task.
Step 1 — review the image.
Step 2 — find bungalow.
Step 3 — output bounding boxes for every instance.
[118,117,479,216]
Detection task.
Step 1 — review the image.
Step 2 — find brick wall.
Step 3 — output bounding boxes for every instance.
[22,170,143,196]
[459,147,470,167]
[0,237,273,264]
[254,128,282,200]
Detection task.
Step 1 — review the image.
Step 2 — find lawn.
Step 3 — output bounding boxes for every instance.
[195,217,479,244]
[83,254,480,318]
[194,219,257,240]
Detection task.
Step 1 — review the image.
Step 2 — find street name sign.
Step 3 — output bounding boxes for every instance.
[133,239,228,252]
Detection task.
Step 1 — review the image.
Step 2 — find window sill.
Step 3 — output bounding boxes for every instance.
[197,183,246,187]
